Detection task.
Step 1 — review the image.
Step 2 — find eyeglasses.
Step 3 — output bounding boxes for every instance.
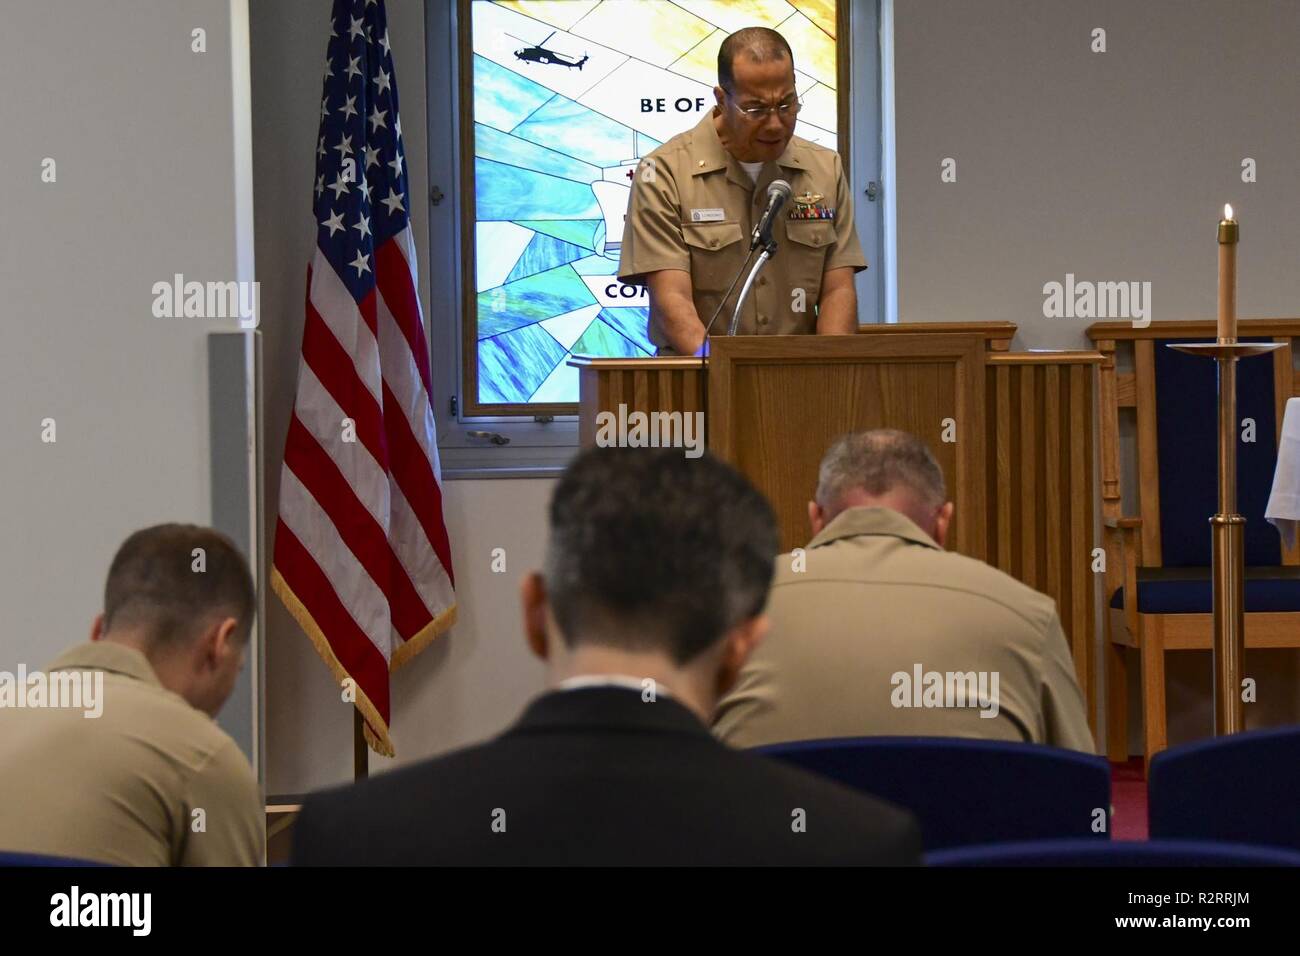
[728,95,802,122]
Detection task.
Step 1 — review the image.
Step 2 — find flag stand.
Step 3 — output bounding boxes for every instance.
[353,710,368,780]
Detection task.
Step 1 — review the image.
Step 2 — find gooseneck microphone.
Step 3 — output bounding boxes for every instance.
[751,179,792,250]
[699,179,793,346]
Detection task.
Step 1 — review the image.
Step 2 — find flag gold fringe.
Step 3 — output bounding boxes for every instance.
[271,568,393,756]
[392,600,457,671]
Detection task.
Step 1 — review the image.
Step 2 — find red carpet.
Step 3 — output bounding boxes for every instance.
[1110,758,1149,840]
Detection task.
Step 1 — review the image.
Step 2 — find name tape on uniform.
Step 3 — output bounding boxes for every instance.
[689,208,726,222]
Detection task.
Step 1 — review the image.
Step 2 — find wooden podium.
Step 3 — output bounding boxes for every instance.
[569,323,1103,729]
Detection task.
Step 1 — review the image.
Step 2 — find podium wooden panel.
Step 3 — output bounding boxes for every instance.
[706,334,986,558]
[570,324,1101,732]
[986,351,1099,732]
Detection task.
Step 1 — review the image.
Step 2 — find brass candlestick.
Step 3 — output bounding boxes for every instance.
[1169,206,1280,734]
[1169,339,1279,734]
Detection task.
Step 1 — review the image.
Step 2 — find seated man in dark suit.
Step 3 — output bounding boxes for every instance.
[292,447,920,866]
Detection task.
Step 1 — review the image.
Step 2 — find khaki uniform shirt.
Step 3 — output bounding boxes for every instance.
[0,641,263,865]
[714,507,1095,753]
[617,112,867,353]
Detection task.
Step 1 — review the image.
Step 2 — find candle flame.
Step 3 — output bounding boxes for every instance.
[1224,203,1234,220]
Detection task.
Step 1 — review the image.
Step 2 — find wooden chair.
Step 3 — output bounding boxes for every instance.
[1089,320,1300,768]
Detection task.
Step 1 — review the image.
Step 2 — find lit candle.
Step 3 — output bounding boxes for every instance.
[1218,203,1238,342]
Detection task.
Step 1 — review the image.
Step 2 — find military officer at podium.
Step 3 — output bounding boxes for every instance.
[617,27,867,356]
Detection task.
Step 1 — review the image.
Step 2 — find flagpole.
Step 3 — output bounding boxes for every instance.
[353,710,368,779]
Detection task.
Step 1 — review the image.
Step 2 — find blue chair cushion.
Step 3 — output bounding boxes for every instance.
[1109,565,1300,613]
[1154,337,1281,567]
[0,850,106,866]
[1149,726,1300,852]
[755,736,1111,852]
[927,838,1300,867]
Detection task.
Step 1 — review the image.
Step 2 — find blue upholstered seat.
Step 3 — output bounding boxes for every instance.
[754,736,1111,851]
[0,850,106,866]
[1149,726,1300,852]
[1109,337,1292,612]
[1109,565,1300,614]
[926,838,1300,867]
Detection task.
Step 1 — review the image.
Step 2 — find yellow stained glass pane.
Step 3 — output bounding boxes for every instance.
[492,1,601,32]
[776,10,835,87]
[798,80,837,132]
[793,68,819,96]
[788,0,836,38]
[669,28,726,87]
[568,1,716,68]
[670,0,800,33]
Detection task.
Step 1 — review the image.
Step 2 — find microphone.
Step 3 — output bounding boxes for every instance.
[699,244,758,342]
[751,179,792,250]
[697,179,792,349]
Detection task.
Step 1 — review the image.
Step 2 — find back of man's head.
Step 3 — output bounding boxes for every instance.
[814,430,950,539]
[103,524,255,647]
[544,447,778,665]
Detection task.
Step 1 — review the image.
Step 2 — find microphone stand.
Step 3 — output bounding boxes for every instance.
[727,237,778,336]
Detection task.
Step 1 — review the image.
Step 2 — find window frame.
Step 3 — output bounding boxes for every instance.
[426,0,887,478]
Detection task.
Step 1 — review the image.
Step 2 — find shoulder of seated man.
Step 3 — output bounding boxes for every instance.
[774,538,1061,630]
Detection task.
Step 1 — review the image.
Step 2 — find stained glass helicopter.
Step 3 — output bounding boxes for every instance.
[507,31,590,70]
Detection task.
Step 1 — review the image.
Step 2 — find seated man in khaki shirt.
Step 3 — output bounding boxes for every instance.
[714,430,1095,753]
[617,27,866,355]
[0,524,263,865]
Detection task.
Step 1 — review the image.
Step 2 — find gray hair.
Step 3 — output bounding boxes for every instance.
[717,27,794,94]
[815,430,947,512]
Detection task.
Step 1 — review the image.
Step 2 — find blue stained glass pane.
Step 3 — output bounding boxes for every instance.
[528,359,580,404]
[572,318,650,359]
[516,220,601,251]
[512,96,635,168]
[475,221,534,292]
[596,307,654,355]
[479,321,570,405]
[476,159,601,221]
[637,132,663,154]
[473,55,554,133]
[478,264,597,340]
[506,233,591,284]
[476,123,602,185]
[570,253,619,275]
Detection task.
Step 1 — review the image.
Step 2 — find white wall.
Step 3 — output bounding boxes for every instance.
[0,2,249,686]
[894,0,1300,348]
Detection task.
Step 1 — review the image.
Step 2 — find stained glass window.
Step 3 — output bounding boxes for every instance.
[467,0,840,409]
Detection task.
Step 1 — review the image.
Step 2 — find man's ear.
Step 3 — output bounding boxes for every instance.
[214,617,240,658]
[198,617,240,669]
[807,499,825,537]
[90,613,105,643]
[715,613,769,699]
[520,572,550,661]
[713,84,726,113]
[933,501,955,549]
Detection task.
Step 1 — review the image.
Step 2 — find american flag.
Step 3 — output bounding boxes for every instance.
[272,0,456,757]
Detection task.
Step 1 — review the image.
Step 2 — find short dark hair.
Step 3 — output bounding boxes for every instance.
[103,524,256,646]
[718,26,794,94]
[544,447,779,664]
